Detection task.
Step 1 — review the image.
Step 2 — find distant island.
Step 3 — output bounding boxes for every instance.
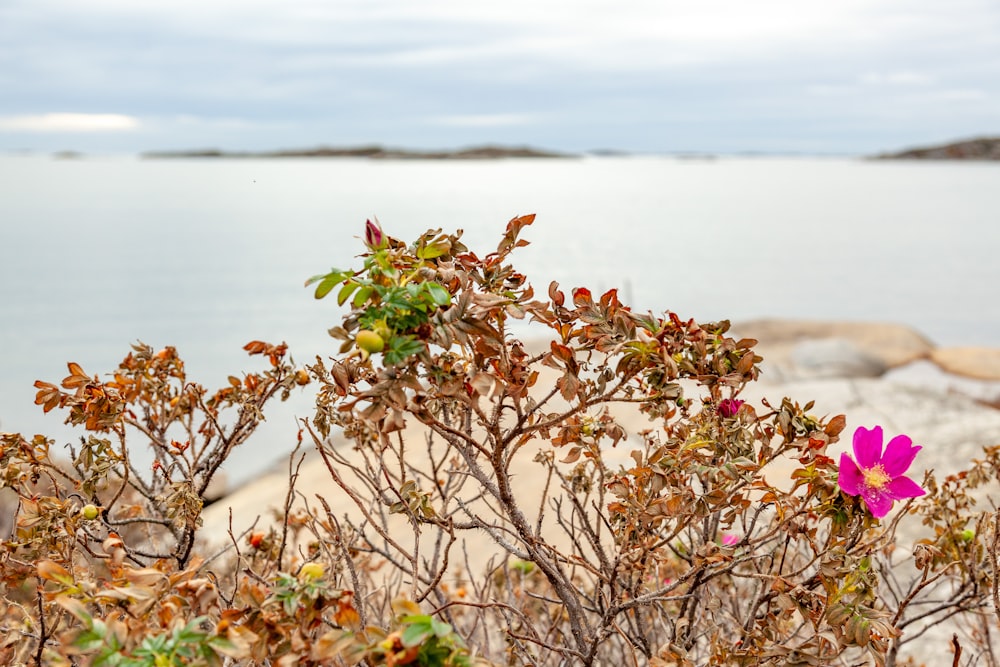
[142,144,574,160]
[873,136,1000,161]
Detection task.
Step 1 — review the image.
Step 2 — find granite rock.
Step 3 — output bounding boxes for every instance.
[733,319,934,382]
[930,347,1000,381]
[790,338,888,378]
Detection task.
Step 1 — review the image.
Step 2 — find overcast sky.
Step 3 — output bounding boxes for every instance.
[1,0,998,155]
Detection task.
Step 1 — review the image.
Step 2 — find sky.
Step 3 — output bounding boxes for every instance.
[1,0,999,155]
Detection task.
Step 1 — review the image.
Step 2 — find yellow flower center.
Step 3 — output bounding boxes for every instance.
[862,464,890,491]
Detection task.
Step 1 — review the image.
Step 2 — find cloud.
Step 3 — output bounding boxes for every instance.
[0,113,140,132]
[859,71,935,86]
[427,113,538,128]
[1,0,998,153]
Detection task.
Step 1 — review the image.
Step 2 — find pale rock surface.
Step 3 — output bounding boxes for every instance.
[931,347,1000,381]
[790,338,888,378]
[885,359,1000,406]
[733,319,934,382]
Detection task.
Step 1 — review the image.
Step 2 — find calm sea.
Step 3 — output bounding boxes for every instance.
[2,154,998,483]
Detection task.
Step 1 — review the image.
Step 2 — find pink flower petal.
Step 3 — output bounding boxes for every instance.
[885,475,925,500]
[837,453,864,496]
[853,426,883,469]
[881,435,920,477]
[861,487,893,518]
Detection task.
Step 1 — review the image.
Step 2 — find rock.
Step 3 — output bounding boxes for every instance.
[202,470,228,504]
[872,136,1000,161]
[885,359,1000,406]
[790,338,888,378]
[930,347,1000,381]
[142,144,574,160]
[733,319,934,382]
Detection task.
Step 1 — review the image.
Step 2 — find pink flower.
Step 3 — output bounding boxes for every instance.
[718,399,744,418]
[364,218,384,248]
[838,425,925,518]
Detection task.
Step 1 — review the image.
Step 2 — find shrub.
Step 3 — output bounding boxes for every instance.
[1,215,998,666]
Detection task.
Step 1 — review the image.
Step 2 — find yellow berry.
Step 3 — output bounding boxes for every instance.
[81,504,99,520]
[355,330,385,354]
[299,562,325,580]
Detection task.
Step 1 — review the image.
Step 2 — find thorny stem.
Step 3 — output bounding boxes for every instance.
[992,510,1000,627]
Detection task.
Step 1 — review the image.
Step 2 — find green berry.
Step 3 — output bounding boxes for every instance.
[355,330,385,354]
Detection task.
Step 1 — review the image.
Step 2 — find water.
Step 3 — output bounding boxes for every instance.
[2,154,998,483]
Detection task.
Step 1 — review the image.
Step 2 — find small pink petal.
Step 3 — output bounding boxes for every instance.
[862,488,893,518]
[837,453,864,496]
[885,476,926,500]
[718,399,744,418]
[853,426,883,469]
[364,219,384,247]
[881,435,920,477]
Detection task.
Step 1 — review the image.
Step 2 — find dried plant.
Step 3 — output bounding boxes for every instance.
[1,215,998,666]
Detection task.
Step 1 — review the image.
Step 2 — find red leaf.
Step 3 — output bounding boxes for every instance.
[572,287,593,308]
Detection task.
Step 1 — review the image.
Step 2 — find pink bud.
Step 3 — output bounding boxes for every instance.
[718,398,744,418]
[364,218,384,248]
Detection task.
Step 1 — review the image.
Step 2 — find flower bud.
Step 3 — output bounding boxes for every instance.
[364,218,385,248]
[718,399,744,418]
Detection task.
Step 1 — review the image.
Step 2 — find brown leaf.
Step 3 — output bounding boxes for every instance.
[825,414,847,437]
[469,372,497,397]
[33,381,62,413]
[548,280,565,306]
[61,362,90,389]
[36,560,72,585]
[549,341,574,364]
[557,370,581,401]
[561,447,582,464]
[243,340,269,355]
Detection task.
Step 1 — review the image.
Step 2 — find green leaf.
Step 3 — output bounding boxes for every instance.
[384,336,425,365]
[400,617,435,647]
[336,281,360,306]
[417,241,449,260]
[307,269,353,299]
[207,636,237,653]
[305,268,351,287]
[424,282,451,307]
[314,276,340,300]
[431,618,454,637]
[352,285,373,308]
[73,629,107,652]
